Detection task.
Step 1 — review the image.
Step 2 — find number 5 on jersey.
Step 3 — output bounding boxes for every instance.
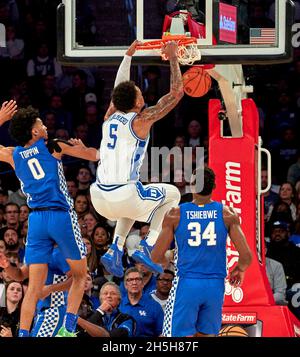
[188,221,217,247]
[107,124,118,149]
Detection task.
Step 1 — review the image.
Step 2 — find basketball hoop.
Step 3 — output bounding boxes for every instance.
[136,35,202,66]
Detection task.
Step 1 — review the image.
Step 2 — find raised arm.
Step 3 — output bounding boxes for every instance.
[104,40,141,121]
[151,207,180,265]
[224,206,252,287]
[0,100,17,126]
[132,41,183,138]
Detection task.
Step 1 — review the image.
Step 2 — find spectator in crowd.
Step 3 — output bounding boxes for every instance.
[0,24,24,60]
[0,191,8,206]
[82,236,98,275]
[77,282,136,337]
[119,261,157,299]
[266,221,300,290]
[19,205,29,225]
[139,224,150,240]
[74,193,90,222]
[0,239,6,254]
[92,223,111,262]
[3,228,21,256]
[265,244,288,305]
[150,269,174,311]
[287,149,300,186]
[82,273,99,310]
[26,42,62,78]
[66,178,79,200]
[186,120,202,147]
[76,166,93,194]
[269,182,298,222]
[0,280,23,337]
[119,267,164,337]
[83,212,98,238]
[0,203,21,239]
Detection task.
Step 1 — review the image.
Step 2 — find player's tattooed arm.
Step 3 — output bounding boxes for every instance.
[133,42,183,138]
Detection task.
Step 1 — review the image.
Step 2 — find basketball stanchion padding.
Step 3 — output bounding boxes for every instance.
[218,325,249,337]
[182,66,212,97]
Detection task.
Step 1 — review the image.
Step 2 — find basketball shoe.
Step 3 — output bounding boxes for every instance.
[131,240,163,274]
[56,327,77,337]
[101,243,124,278]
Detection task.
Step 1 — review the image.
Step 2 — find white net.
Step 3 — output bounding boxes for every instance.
[160,43,201,66]
[177,43,202,66]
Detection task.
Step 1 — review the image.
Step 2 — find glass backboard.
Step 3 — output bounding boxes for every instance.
[57,0,295,65]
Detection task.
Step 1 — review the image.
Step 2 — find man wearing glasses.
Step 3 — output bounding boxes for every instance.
[119,267,164,337]
[151,269,174,311]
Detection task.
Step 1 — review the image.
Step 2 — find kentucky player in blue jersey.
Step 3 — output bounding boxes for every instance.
[0,105,99,337]
[152,167,252,337]
[0,247,71,337]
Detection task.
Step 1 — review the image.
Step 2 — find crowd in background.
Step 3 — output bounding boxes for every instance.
[0,0,300,337]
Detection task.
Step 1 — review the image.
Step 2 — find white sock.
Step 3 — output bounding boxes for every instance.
[145,230,160,247]
[113,235,126,251]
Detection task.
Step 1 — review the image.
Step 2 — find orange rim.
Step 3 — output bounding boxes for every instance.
[136,36,197,50]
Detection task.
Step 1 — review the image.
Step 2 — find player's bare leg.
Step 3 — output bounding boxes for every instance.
[18,264,48,337]
[56,257,87,336]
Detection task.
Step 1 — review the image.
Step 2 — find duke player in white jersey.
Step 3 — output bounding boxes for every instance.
[0,105,99,337]
[90,41,183,277]
[152,167,252,336]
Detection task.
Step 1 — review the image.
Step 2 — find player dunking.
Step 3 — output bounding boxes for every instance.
[0,105,99,337]
[152,167,252,337]
[90,41,183,277]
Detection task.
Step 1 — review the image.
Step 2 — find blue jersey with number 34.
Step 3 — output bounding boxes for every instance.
[174,201,228,279]
[13,139,73,210]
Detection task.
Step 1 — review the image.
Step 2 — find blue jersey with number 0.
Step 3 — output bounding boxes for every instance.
[13,139,73,210]
[174,201,228,279]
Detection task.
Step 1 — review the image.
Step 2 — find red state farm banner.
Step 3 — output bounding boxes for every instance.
[208,98,274,307]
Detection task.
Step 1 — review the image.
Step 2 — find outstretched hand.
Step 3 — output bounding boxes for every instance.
[126,40,143,56]
[68,138,85,147]
[161,41,178,60]
[0,100,17,125]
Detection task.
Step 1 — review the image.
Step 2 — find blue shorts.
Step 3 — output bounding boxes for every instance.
[163,277,225,337]
[25,209,86,265]
[31,305,66,337]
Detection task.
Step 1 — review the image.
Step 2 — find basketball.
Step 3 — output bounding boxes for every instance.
[182,67,212,97]
[218,325,249,337]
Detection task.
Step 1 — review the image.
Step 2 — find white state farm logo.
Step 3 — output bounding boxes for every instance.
[225,278,243,303]
[222,162,244,303]
[222,312,257,324]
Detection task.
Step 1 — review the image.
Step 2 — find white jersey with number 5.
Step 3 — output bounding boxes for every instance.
[97,111,149,185]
